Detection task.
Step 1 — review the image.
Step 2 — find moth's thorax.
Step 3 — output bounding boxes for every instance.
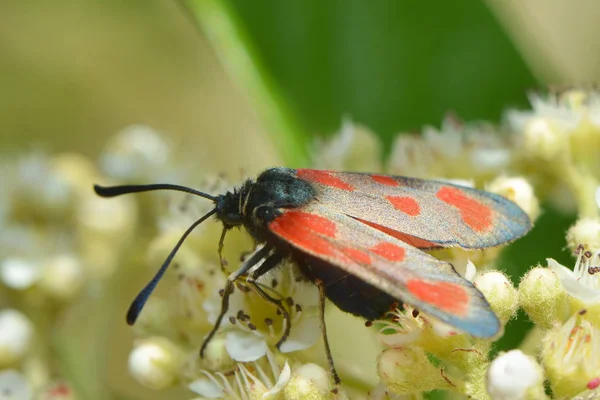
[216,168,316,240]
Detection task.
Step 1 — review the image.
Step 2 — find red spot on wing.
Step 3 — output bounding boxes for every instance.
[436,187,492,232]
[370,242,406,262]
[269,211,337,258]
[371,175,400,187]
[386,196,421,216]
[296,169,354,191]
[406,280,469,315]
[341,247,372,265]
[355,218,439,249]
[278,211,337,237]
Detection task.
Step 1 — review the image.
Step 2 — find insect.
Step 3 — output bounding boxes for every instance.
[94,168,531,383]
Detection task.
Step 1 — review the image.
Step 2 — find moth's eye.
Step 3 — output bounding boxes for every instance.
[255,207,277,222]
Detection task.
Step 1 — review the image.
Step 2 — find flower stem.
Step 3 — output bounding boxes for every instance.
[183,0,310,167]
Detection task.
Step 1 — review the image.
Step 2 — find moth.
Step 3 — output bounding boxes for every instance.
[94,168,531,383]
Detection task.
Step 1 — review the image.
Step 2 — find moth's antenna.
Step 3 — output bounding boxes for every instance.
[126,208,217,325]
[93,182,220,324]
[94,183,217,202]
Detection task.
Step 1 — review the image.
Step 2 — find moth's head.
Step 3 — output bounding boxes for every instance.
[214,191,243,228]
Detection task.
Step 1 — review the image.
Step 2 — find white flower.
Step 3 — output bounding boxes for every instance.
[547,249,600,305]
[203,255,320,362]
[0,370,32,400]
[189,350,291,399]
[0,309,33,367]
[389,115,510,180]
[542,313,600,398]
[486,350,544,400]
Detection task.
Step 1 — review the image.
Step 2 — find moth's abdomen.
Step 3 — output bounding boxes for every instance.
[294,252,398,319]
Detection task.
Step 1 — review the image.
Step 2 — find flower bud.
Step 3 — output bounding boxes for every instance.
[486,176,540,222]
[566,218,600,253]
[378,347,449,394]
[311,119,382,172]
[128,337,184,390]
[0,310,33,367]
[100,125,171,182]
[474,271,518,324]
[486,350,544,400]
[283,363,331,400]
[0,257,40,290]
[39,254,84,300]
[518,267,566,329]
[521,117,564,161]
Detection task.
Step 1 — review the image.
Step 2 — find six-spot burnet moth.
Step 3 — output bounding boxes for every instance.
[94,167,532,384]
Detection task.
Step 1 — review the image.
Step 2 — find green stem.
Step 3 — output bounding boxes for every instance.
[184,0,310,167]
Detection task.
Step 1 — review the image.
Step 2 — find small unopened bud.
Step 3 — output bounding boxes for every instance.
[128,337,184,390]
[487,176,540,222]
[474,271,518,324]
[282,363,331,400]
[100,125,171,181]
[312,119,382,172]
[199,333,234,372]
[0,310,33,367]
[39,254,84,300]
[522,118,564,161]
[566,218,600,253]
[519,267,566,328]
[486,350,544,400]
[0,258,39,290]
[378,347,449,394]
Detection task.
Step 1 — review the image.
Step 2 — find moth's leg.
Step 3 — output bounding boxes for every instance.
[245,252,290,349]
[217,226,229,273]
[315,278,341,385]
[200,244,272,357]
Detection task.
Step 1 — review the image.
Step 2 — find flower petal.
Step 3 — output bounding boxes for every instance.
[263,361,291,399]
[279,315,320,353]
[188,378,225,398]
[547,258,600,303]
[225,331,267,362]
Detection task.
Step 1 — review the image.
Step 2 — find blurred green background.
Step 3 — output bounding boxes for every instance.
[2,0,597,398]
